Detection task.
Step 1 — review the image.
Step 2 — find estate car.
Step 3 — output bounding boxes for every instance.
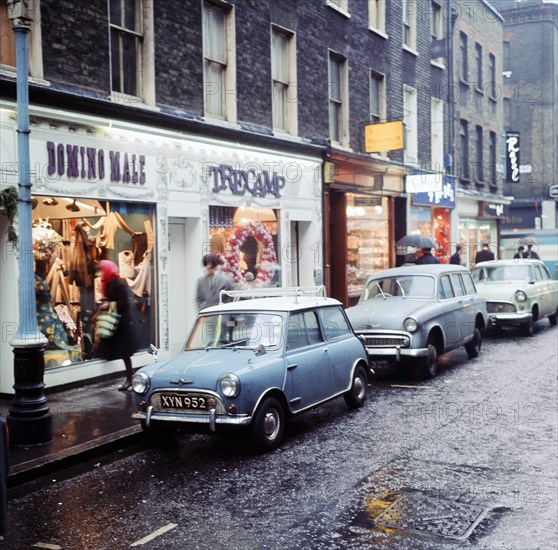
[473,259,558,335]
[132,288,370,452]
[346,265,488,379]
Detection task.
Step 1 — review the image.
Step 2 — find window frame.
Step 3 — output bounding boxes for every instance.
[369,70,385,125]
[475,125,483,184]
[202,0,237,123]
[402,0,417,51]
[369,0,386,34]
[459,119,470,181]
[431,97,444,171]
[328,51,349,147]
[489,131,497,187]
[403,85,418,164]
[271,25,297,136]
[475,42,483,90]
[459,31,468,83]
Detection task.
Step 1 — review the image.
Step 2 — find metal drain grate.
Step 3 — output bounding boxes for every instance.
[373,490,486,540]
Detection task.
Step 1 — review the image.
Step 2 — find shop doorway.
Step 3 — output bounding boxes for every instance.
[168,220,189,354]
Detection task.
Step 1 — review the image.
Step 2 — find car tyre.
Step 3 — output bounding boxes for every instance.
[465,327,482,358]
[250,397,284,453]
[343,365,368,409]
[419,339,438,379]
[549,309,557,326]
[521,321,534,337]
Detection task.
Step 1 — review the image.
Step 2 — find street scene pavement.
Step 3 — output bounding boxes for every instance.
[1,322,556,549]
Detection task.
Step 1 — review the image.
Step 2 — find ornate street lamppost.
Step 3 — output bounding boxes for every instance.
[7,0,52,445]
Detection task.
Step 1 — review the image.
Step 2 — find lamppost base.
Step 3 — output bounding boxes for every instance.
[7,343,53,446]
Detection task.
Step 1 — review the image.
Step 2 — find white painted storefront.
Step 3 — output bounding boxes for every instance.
[0,103,323,394]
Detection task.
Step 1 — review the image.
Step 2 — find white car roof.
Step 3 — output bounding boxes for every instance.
[474,259,545,268]
[201,295,342,314]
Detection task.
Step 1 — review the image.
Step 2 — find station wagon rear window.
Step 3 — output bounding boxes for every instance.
[186,313,284,350]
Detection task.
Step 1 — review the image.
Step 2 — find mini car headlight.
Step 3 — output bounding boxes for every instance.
[404,317,418,333]
[515,290,527,303]
[132,372,150,394]
[219,373,240,398]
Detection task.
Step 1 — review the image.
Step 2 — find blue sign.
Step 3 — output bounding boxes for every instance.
[412,175,455,208]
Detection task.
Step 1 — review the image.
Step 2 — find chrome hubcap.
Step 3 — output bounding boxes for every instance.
[263,409,280,440]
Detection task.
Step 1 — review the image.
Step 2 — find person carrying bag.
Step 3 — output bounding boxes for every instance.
[93,260,141,391]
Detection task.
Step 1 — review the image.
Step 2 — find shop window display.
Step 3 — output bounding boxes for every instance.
[209,206,280,288]
[31,196,156,369]
[346,194,389,299]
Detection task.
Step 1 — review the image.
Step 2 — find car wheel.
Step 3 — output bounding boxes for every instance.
[250,397,284,452]
[344,365,368,409]
[549,309,558,326]
[521,321,534,337]
[465,327,482,358]
[419,339,438,379]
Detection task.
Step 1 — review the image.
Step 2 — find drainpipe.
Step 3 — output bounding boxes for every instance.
[7,0,52,445]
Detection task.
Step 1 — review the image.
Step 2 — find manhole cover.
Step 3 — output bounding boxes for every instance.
[373,490,486,540]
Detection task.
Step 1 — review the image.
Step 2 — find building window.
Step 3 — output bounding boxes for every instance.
[459,32,468,82]
[328,52,349,146]
[503,41,511,72]
[430,1,443,63]
[488,52,496,99]
[327,0,349,13]
[475,43,482,88]
[369,0,385,33]
[489,131,497,186]
[403,85,417,164]
[109,0,153,103]
[459,119,469,181]
[202,1,236,122]
[271,26,297,135]
[403,0,417,50]
[369,71,385,124]
[431,97,444,171]
[475,126,483,184]
[0,0,43,79]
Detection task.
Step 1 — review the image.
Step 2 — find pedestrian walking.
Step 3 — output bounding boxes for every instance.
[513,245,526,259]
[475,243,495,263]
[93,260,141,391]
[524,244,540,259]
[415,247,440,264]
[449,244,462,265]
[196,254,234,311]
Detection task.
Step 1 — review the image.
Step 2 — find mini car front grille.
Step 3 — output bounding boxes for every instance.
[149,391,226,415]
[362,335,410,347]
[486,302,516,313]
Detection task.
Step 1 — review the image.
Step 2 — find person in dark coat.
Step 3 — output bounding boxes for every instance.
[94,260,140,391]
[450,244,462,265]
[415,248,440,264]
[475,243,495,263]
[524,244,540,259]
[196,254,234,311]
[513,245,526,259]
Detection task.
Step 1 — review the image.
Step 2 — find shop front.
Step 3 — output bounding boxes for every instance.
[0,102,323,393]
[456,190,509,268]
[409,176,456,263]
[324,152,406,307]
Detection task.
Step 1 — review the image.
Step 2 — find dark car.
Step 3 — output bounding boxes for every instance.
[0,414,8,536]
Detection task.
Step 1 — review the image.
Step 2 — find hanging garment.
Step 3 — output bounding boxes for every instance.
[126,251,152,299]
[118,250,136,278]
[69,224,95,288]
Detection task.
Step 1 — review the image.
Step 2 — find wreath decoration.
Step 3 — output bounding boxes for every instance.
[224,220,278,288]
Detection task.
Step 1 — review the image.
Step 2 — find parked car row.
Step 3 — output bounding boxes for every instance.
[131,260,558,452]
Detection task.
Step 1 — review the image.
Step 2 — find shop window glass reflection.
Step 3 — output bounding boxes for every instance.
[31,197,156,369]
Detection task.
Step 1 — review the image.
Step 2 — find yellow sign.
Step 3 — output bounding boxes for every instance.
[364,121,404,153]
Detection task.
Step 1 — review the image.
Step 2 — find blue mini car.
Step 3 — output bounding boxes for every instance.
[132,288,370,452]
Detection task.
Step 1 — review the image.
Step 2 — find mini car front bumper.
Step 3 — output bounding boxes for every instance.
[133,406,252,431]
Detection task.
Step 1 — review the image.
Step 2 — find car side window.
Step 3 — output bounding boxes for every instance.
[541,265,552,280]
[462,272,477,295]
[439,275,455,299]
[450,273,466,296]
[533,266,544,281]
[319,306,352,340]
[287,311,322,350]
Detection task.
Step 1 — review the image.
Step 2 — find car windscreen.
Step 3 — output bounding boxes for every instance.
[473,265,532,283]
[185,313,284,350]
[361,275,436,300]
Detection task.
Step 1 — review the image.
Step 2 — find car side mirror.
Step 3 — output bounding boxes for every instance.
[149,343,159,362]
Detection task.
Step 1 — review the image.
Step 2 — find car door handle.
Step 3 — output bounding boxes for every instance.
[323,348,329,352]
[287,363,298,370]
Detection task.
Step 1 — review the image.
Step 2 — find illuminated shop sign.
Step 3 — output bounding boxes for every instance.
[412,176,456,208]
[46,141,146,184]
[208,163,286,198]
